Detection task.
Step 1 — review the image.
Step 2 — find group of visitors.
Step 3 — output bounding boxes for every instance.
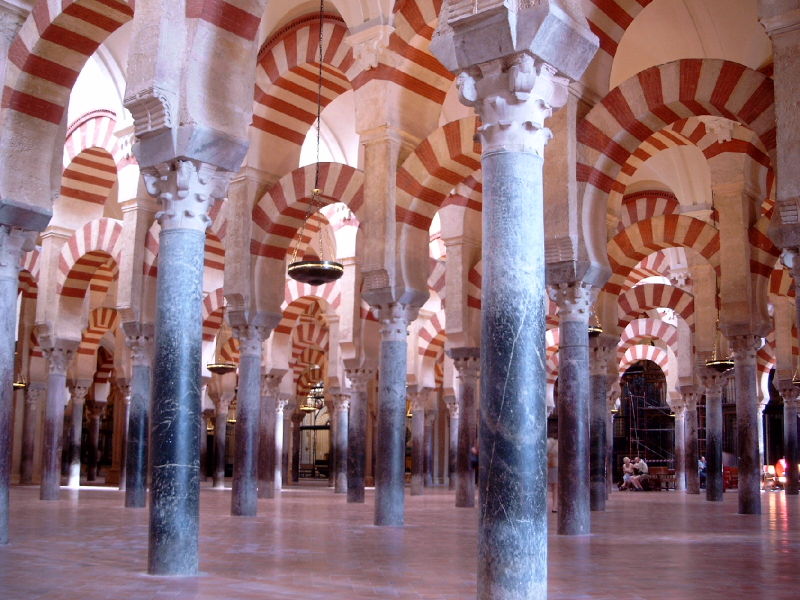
[619,456,649,490]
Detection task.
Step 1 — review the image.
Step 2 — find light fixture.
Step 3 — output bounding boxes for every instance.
[286,0,343,287]
[299,380,325,412]
[588,307,603,338]
[12,373,27,390]
[207,362,237,375]
[704,203,733,374]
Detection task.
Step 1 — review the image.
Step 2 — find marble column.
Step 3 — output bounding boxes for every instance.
[606,384,619,496]
[410,389,425,496]
[346,369,373,503]
[274,396,287,492]
[728,334,762,514]
[449,348,479,508]
[110,380,130,489]
[231,323,268,516]
[683,388,700,495]
[200,409,214,480]
[67,381,90,489]
[424,409,436,487]
[258,373,281,499]
[212,397,232,488]
[86,402,104,482]
[700,368,726,502]
[0,225,35,543]
[123,325,153,508]
[332,393,350,494]
[281,411,290,486]
[778,380,799,496]
[444,395,459,491]
[672,402,687,492]
[550,282,596,534]
[374,304,415,526]
[39,341,76,501]
[589,335,614,512]
[20,384,45,484]
[144,160,229,575]
[431,7,597,593]
[291,411,303,483]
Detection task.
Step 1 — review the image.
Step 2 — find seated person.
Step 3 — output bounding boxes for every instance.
[620,456,635,490]
[631,457,649,490]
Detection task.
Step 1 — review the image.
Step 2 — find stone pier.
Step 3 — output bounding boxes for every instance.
[123,324,153,508]
[449,348,479,508]
[700,368,726,502]
[346,369,373,503]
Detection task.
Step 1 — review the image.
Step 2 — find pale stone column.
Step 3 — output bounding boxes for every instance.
[683,387,700,495]
[589,334,614,512]
[424,408,436,487]
[345,368,374,503]
[0,226,36,542]
[430,3,598,596]
[274,396,288,492]
[671,402,687,492]
[699,369,726,501]
[230,322,269,516]
[606,383,619,495]
[444,395,459,491]
[757,395,769,469]
[20,384,45,485]
[39,341,77,501]
[258,373,280,499]
[291,411,304,483]
[373,304,416,526]
[326,398,336,487]
[332,393,350,494]
[449,348,479,507]
[86,401,104,482]
[123,324,153,508]
[212,395,232,489]
[777,380,799,496]
[409,389,425,496]
[550,282,597,533]
[728,334,763,514]
[67,381,91,489]
[281,410,291,486]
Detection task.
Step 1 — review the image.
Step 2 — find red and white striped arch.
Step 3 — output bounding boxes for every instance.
[95,348,114,384]
[218,337,240,365]
[618,317,678,361]
[749,217,781,280]
[57,218,123,297]
[293,319,329,351]
[606,216,720,295]
[254,14,356,147]
[770,267,794,298]
[276,295,329,337]
[396,117,481,231]
[441,175,482,214]
[64,109,133,169]
[60,147,117,207]
[251,163,364,259]
[619,345,670,379]
[618,190,679,232]
[78,307,119,357]
[18,248,40,300]
[418,312,445,358]
[585,0,654,58]
[3,1,135,126]
[202,288,226,342]
[621,249,671,290]
[187,1,262,41]
[617,283,694,331]
[294,347,327,394]
[428,258,446,299]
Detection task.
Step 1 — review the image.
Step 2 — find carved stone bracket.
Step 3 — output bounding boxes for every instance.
[0,225,36,280]
[124,323,155,368]
[345,368,375,393]
[376,303,417,342]
[448,347,480,382]
[41,342,77,376]
[548,281,597,323]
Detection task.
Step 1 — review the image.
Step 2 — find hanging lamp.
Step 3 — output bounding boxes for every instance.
[12,352,27,389]
[704,200,733,373]
[207,362,237,375]
[588,306,603,338]
[299,380,325,412]
[287,0,343,287]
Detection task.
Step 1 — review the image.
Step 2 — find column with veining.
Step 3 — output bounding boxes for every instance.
[346,368,373,503]
[258,372,281,499]
[123,324,153,507]
[700,368,726,501]
[683,387,700,495]
[589,334,614,511]
[20,384,45,485]
[444,395,459,491]
[449,348,479,507]
[777,380,799,496]
[409,387,425,496]
[332,392,350,494]
[67,381,90,489]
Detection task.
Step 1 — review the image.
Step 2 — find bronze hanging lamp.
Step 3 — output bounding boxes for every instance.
[588,305,603,338]
[704,200,733,373]
[287,0,343,287]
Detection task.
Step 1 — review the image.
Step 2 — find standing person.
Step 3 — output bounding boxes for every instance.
[547,438,558,512]
[698,456,707,489]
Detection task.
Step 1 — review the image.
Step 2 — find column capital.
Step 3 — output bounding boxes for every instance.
[88,400,107,420]
[0,225,36,280]
[331,393,351,412]
[375,302,418,342]
[345,368,375,393]
[727,334,763,361]
[448,346,480,381]
[345,22,395,71]
[41,341,78,376]
[261,371,285,398]
[548,281,597,323]
[143,160,230,232]
[698,367,727,395]
[70,379,92,403]
[115,378,131,406]
[231,324,268,358]
[123,322,155,367]
[275,396,289,414]
[589,334,616,376]
[680,386,699,411]
[444,395,459,419]
[777,379,800,405]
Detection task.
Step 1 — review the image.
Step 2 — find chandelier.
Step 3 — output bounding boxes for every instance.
[286,0,343,287]
[299,380,325,412]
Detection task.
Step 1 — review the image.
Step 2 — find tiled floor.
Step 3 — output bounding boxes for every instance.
[1,482,799,599]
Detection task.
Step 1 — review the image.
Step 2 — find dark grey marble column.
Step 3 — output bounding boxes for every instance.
[778,381,799,496]
[67,381,90,489]
[20,384,45,485]
[700,369,726,502]
[346,369,373,503]
[123,324,153,508]
[728,334,762,514]
[40,341,76,501]
[449,348,479,508]
[410,390,425,496]
[212,398,231,488]
[86,402,103,482]
[145,160,229,576]
[589,335,614,512]
[258,373,280,500]
[281,415,290,485]
[550,282,596,534]
[683,388,700,495]
[0,225,36,543]
[444,396,459,491]
[200,408,213,480]
[374,304,414,526]
[231,325,267,517]
[672,403,687,492]
[424,409,435,487]
[332,393,350,494]
[291,411,303,483]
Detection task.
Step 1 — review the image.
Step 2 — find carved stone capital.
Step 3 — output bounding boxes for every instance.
[345,368,375,393]
[377,303,416,342]
[124,323,154,367]
[777,379,800,404]
[143,160,230,232]
[331,393,351,413]
[698,367,726,396]
[42,343,77,376]
[448,347,480,382]
[275,396,289,414]
[548,281,597,323]
[70,380,91,405]
[681,387,698,412]
[444,395,459,420]
[232,324,267,358]
[727,334,762,362]
[345,24,395,71]
[88,401,106,420]
[116,379,131,406]
[123,86,175,140]
[0,225,35,280]
[589,334,616,377]
[261,372,284,399]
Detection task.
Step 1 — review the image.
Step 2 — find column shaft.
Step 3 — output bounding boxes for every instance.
[673,410,686,492]
[213,408,228,487]
[20,388,43,484]
[410,406,424,496]
[274,402,285,492]
[590,373,607,511]
[257,394,275,499]
[730,336,761,514]
[333,397,349,494]
[86,410,101,482]
[41,367,70,501]
[685,403,699,495]
[706,388,724,501]
[424,411,435,487]
[67,396,86,488]
[125,363,150,507]
[347,375,369,503]
[451,351,479,508]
